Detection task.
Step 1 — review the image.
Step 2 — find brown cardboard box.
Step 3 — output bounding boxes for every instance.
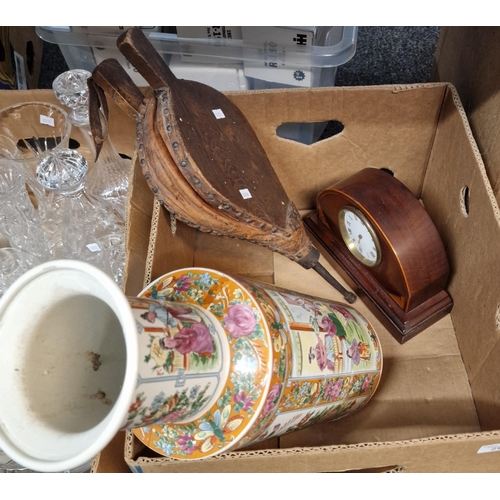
[431,27,500,205]
[3,84,500,473]
[93,82,500,473]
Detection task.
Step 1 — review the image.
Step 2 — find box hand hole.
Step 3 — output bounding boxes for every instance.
[276,120,344,145]
[460,186,470,217]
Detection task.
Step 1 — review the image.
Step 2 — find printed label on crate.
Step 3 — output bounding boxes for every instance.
[177,26,243,64]
[177,26,242,40]
[242,26,317,88]
[13,51,27,90]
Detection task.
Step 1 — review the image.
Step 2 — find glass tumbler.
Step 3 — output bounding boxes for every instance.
[0,158,51,263]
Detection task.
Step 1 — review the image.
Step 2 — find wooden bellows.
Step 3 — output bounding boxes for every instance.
[88,27,356,303]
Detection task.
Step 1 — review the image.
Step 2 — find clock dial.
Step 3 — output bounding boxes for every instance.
[339,207,381,267]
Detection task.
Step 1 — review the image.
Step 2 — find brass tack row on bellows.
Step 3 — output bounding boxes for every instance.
[158,91,244,220]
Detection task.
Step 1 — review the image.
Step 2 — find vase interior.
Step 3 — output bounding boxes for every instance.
[0,263,132,467]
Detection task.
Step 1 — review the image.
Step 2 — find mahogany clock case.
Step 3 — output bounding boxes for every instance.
[305,167,453,343]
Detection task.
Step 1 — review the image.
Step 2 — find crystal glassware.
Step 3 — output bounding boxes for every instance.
[52,69,93,128]
[0,247,40,299]
[35,148,126,288]
[0,101,71,196]
[0,446,93,473]
[53,69,131,220]
[0,158,51,263]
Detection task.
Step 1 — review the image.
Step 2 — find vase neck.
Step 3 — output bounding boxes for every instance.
[123,297,231,429]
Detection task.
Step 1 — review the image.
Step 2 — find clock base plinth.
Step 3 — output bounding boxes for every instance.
[303,212,453,344]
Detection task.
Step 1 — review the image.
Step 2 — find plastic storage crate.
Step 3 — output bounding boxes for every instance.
[36,26,358,144]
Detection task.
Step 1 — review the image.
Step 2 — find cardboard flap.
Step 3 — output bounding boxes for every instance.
[226,84,447,210]
[421,85,500,430]
[432,27,500,201]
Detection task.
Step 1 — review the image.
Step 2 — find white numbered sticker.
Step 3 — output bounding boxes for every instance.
[212,109,225,119]
[86,243,101,252]
[40,114,55,127]
[239,188,252,199]
[478,443,500,454]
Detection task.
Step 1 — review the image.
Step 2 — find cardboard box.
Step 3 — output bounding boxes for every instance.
[431,27,500,206]
[4,84,500,472]
[96,82,500,473]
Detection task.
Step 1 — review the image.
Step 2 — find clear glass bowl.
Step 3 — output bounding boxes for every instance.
[0,101,71,191]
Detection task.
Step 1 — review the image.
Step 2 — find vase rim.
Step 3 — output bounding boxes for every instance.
[0,259,139,472]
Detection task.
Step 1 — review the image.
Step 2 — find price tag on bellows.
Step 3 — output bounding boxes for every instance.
[212,109,225,119]
[239,188,252,199]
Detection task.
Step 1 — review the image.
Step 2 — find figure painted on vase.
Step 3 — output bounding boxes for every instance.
[160,322,215,357]
[140,303,195,326]
[346,338,370,365]
[308,332,339,373]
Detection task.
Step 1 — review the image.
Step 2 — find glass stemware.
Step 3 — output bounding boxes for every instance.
[35,148,126,288]
[53,69,131,220]
[0,158,51,263]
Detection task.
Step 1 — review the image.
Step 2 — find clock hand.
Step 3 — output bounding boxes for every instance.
[356,234,363,254]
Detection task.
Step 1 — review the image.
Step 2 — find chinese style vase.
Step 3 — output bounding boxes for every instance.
[0,261,382,472]
[132,267,383,459]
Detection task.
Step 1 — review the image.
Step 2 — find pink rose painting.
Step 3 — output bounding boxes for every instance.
[324,379,343,401]
[223,304,257,338]
[174,274,192,292]
[263,382,282,416]
[362,374,373,392]
[161,322,214,356]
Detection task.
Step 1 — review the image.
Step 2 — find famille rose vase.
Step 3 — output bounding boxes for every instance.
[0,261,382,472]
